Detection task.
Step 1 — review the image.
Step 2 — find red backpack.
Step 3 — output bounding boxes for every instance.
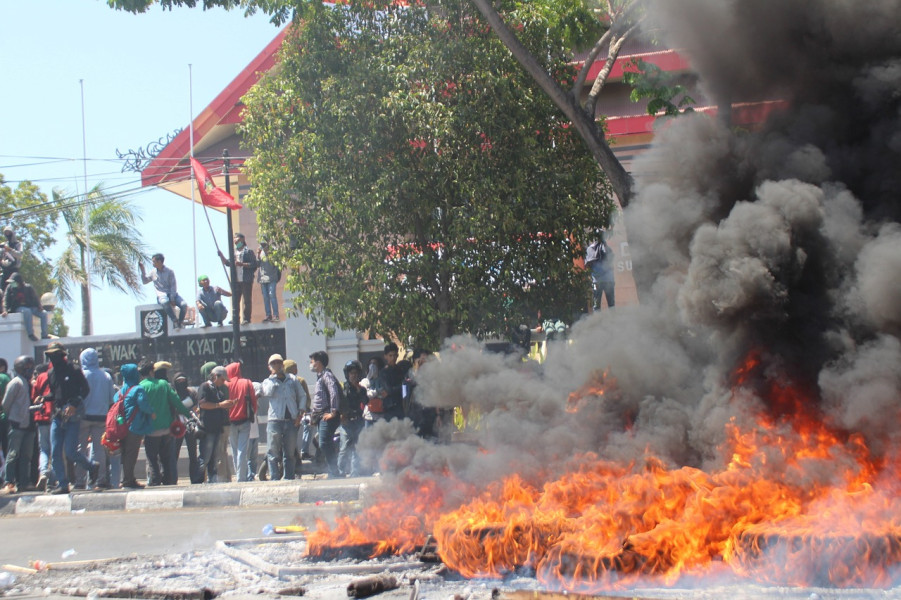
[101,386,137,453]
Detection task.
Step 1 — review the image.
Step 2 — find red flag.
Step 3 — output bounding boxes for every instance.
[190,157,242,210]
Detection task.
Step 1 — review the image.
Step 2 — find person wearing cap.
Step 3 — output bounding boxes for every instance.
[139,359,193,485]
[197,365,235,483]
[218,232,257,325]
[140,253,189,330]
[44,342,96,495]
[261,354,305,480]
[195,275,231,328]
[2,272,48,341]
[76,348,114,489]
[309,351,343,479]
[0,226,23,292]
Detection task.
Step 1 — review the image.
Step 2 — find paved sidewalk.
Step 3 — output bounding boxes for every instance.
[0,475,368,516]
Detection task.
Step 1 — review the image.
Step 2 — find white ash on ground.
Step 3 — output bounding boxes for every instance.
[4,534,901,600]
[3,546,500,599]
[9,547,901,600]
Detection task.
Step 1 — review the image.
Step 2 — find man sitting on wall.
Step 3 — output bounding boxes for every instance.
[1,272,48,341]
[140,253,189,330]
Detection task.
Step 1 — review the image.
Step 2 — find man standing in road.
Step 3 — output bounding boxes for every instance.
[261,354,304,480]
[225,362,257,483]
[77,348,114,489]
[2,355,36,493]
[44,342,97,495]
[338,360,366,478]
[309,351,342,479]
[197,365,234,483]
[218,232,256,325]
[120,363,153,489]
[140,360,192,485]
[140,253,189,330]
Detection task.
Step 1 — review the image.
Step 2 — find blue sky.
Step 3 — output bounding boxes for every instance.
[0,1,282,335]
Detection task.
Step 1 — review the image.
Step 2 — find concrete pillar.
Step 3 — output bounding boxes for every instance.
[0,312,31,366]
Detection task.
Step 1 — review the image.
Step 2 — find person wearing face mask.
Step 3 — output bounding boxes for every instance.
[43,342,96,495]
[218,232,257,325]
[172,372,204,484]
[0,226,23,293]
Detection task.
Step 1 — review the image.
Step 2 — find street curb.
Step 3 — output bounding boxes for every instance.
[1,480,365,515]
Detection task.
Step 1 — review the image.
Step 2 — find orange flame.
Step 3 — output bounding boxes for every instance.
[306,353,901,591]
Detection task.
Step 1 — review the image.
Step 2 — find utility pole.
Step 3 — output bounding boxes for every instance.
[223,149,241,362]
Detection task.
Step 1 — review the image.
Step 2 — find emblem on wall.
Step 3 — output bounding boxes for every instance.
[141,308,167,339]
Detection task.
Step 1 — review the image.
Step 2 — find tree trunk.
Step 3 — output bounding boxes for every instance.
[80,283,92,336]
[79,244,92,336]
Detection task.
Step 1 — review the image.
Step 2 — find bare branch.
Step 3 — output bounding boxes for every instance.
[572,27,613,98]
[585,22,639,116]
[469,0,633,206]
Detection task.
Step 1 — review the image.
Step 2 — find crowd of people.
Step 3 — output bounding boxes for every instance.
[0,341,439,494]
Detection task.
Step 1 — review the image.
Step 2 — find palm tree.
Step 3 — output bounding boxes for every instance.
[53,185,149,335]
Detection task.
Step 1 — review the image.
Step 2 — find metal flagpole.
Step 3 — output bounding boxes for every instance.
[223,149,241,362]
[189,65,198,297]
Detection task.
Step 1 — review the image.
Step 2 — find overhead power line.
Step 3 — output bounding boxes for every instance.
[0,157,238,219]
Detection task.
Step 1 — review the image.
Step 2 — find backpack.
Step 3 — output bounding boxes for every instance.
[101,386,137,453]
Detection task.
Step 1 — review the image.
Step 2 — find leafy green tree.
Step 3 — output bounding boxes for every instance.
[107,0,669,206]
[48,309,69,339]
[52,185,149,336]
[240,0,612,346]
[0,175,58,296]
[110,0,690,300]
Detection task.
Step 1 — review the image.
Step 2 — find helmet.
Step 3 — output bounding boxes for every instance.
[13,355,34,377]
[169,418,187,439]
[344,359,363,380]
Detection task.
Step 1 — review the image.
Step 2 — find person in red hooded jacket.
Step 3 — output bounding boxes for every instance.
[225,362,257,482]
[31,362,54,491]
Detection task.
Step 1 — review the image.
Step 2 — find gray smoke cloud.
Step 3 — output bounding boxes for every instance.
[354,0,901,521]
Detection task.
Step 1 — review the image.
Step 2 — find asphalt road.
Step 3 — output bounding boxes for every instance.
[0,504,346,569]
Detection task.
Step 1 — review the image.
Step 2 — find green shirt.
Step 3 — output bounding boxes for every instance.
[139,377,192,432]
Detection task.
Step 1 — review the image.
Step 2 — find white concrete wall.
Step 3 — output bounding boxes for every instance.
[0,312,33,367]
[282,292,384,378]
